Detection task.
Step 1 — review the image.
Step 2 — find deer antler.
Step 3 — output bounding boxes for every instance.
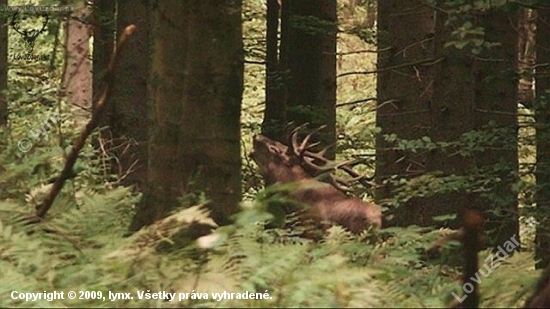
[287,123,374,191]
[289,123,325,157]
[304,150,370,181]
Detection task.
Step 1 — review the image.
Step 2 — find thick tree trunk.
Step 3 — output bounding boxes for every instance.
[262,0,286,141]
[535,5,550,269]
[129,0,188,231]
[428,3,476,232]
[377,2,519,245]
[64,2,93,116]
[430,4,519,246]
[472,8,519,247]
[130,0,243,230]
[92,0,115,105]
[283,0,336,157]
[178,0,243,226]
[100,0,150,190]
[375,0,436,227]
[0,0,7,126]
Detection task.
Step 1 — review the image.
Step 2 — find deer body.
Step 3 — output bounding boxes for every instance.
[250,134,382,234]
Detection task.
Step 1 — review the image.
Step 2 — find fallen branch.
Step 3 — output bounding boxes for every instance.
[29,25,136,223]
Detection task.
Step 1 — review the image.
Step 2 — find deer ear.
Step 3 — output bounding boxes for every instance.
[268,145,280,154]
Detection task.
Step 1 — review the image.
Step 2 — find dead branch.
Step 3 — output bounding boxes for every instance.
[336,97,377,108]
[337,57,444,78]
[28,25,136,223]
[336,47,391,56]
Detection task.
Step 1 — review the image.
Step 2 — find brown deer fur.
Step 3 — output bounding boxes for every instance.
[249,134,382,234]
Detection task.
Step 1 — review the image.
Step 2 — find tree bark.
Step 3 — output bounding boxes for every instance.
[283,0,337,157]
[130,0,243,230]
[0,0,7,126]
[375,0,436,227]
[100,0,150,190]
[472,8,519,247]
[92,0,115,105]
[377,2,519,246]
[64,1,93,117]
[535,4,550,269]
[427,2,476,232]
[262,0,286,141]
[518,9,536,108]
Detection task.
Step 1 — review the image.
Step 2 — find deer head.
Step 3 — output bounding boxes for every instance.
[249,134,309,185]
[249,125,382,234]
[251,124,374,189]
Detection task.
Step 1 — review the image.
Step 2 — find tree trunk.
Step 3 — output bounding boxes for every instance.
[64,1,93,117]
[92,0,115,181]
[283,0,336,157]
[377,2,520,246]
[129,0,187,231]
[535,4,550,269]
[375,0,436,227]
[179,0,243,226]
[100,0,150,190]
[0,0,7,126]
[92,0,115,105]
[518,8,536,108]
[427,2,476,231]
[130,0,243,230]
[262,0,286,141]
[431,3,520,245]
[472,8,519,247]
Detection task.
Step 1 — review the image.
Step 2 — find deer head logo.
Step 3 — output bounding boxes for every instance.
[11,12,49,54]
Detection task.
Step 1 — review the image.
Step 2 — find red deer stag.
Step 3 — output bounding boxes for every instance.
[249,126,382,234]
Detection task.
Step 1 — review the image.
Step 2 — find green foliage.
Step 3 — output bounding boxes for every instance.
[443,20,500,55]
[437,0,519,54]
[381,124,520,202]
[0,190,541,307]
